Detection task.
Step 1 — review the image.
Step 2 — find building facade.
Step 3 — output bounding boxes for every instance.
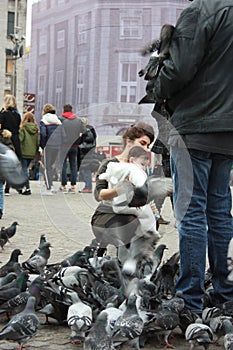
[25,0,188,134]
[0,0,27,113]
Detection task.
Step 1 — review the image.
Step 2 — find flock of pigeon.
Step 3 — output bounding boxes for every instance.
[0,222,233,350]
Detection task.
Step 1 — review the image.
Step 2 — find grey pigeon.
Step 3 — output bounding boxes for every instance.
[0,271,29,305]
[0,227,9,250]
[185,319,213,350]
[0,296,39,350]
[223,318,233,350]
[22,241,52,275]
[84,311,115,350]
[29,234,47,258]
[1,221,19,243]
[0,248,23,277]
[0,275,44,316]
[112,293,144,349]
[67,291,93,344]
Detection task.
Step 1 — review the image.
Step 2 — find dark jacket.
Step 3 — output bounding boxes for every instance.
[0,108,21,158]
[59,113,86,147]
[39,114,66,149]
[154,0,233,135]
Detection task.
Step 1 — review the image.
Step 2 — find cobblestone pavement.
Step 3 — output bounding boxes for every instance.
[0,181,224,349]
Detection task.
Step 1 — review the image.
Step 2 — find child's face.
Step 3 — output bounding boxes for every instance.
[130,155,149,171]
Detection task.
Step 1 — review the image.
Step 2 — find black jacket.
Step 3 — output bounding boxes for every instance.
[154,0,233,135]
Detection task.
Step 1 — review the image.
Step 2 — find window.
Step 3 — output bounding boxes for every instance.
[119,63,137,103]
[76,65,85,107]
[57,30,65,49]
[7,12,15,37]
[55,70,64,111]
[6,59,13,74]
[78,14,88,44]
[120,10,142,39]
[39,33,47,55]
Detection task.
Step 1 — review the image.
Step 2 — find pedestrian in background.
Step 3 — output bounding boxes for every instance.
[0,129,15,218]
[59,104,86,193]
[19,112,39,195]
[39,103,66,195]
[78,117,97,193]
[0,94,22,195]
[152,0,233,315]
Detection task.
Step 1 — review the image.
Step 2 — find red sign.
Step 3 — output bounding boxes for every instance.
[23,93,36,114]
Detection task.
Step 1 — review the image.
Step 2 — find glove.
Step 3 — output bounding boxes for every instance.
[0,143,26,188]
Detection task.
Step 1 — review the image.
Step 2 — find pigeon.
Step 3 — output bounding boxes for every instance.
[0,296,39,350]
[0,227,9,250]
[0,272,17,287]
[138,23,175,112]
[0,271,29,305]
[185,319,213,350]
[84,311,115,350]
[223,318,233,350]
[0,249,23,277]
[209,315,232,344]
[22,241,52,275]
[67,291,93,344]
[29,234,47,258]
[0,275,44,316]
[0,221,19,243]
[112,293,144,349]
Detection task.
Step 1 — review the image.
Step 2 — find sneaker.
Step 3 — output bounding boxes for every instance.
[79,189,92,193]
[22,189,31,195]
[59,186,67,193]
[68,188,76,194]
[4,192,10,196]
[16,189,23,194]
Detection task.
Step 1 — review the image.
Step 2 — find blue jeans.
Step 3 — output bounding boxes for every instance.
[61,146,77,186]
[171,147,233,314]
[21,158,32,190]
[0,180,4,211]
[79,168,92,190]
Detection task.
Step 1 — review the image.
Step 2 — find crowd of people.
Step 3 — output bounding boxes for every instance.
[0,95,103,212]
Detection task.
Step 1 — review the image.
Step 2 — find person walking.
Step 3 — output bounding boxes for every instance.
[39,104,66,195]
[19,112,39,195]
[59,104,86,193]
[0,94,22,195]
[0,129,15,218]
[151,0,233,315]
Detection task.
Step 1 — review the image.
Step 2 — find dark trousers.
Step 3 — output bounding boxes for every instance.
[61,146,77,186]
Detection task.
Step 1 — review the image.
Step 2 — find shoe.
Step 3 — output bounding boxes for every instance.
[22,189,31,195]
[4,192,10,196]
[157,216,170,225]
[16,189,23,194]
[68,188,76,193]
[59,186,67,193]
[79,189,92,193]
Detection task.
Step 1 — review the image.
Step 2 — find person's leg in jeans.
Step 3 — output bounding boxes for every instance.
[172,147,233,314]
[207,155,233,305]
[0,180,4,218]
[21,158,32,191]
[61,154,68,187]
[44,147,58,190]
[68,146,78,187]
[171,147,208,314]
